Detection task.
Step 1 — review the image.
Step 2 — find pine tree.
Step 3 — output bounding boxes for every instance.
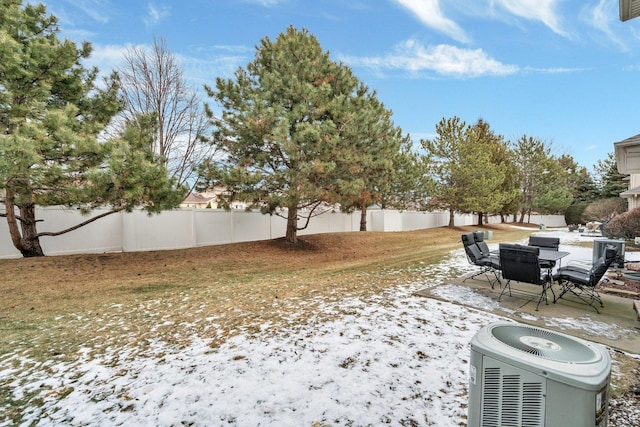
[557,154,600,202]
[421,117,507,227]
[333,84,412,231]
[0,1,183,257]
[204,26,390,243]
[512,135,552,223]
[465,119,512,225]
[595,152,628,199]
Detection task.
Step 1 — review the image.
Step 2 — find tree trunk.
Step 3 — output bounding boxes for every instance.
[477,212,483,226]
[359,206,367,231]
[448,208,455,227]
[4,189,45,257]
[18,203,44,257]
[285,206,298,244]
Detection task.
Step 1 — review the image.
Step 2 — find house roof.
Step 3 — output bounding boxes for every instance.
[620,0,640,21]
[616,133,640,145]
[182,193,215,203]
[614,133,640,174]
[620,186,640,198]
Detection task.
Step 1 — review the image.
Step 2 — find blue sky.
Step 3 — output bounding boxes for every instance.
[37,0,640,172]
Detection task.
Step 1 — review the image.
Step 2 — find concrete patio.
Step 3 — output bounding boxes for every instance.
[418,273,640,355]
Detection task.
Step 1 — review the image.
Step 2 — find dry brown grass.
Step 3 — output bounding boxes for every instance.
[1,224,638,424]
[1,225,530,319]
[1,225,531,352]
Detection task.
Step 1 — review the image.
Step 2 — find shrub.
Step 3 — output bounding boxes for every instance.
[603,208,640,239]
[564,202,589,225]
[583,198,627,222]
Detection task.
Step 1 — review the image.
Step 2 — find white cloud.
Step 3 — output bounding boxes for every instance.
[66,0,112,24]
[522,66,589,74]
[394,0,470,43]
[144,2,171,28]
[342,39,518,78]
[583,0,629,51]
[83,43,144,77]
[494,0,569,37]
[83,42,250,96]
[241,0,286,6]
[180,45,254,87]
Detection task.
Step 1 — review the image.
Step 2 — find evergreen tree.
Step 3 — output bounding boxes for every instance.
[532,156,574,214]
[498,146,522,223]
[333,84,412,231]
[512,135,552,223]
[556,154,600,202]
[0,1,183,257]
[378,141,429,211]
[555,154,598,224]
[421,117,506,227]
[466,119,513,225]
[203,26,398,243]
[594,152,628,199]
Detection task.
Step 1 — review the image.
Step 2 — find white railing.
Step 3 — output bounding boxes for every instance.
[0,207,566,258]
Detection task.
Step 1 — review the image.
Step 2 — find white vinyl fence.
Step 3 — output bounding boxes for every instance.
[0,207,566,258]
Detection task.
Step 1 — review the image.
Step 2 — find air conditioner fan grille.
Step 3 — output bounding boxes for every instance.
[491,324,598,363]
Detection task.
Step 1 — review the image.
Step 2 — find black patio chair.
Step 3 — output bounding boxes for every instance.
[552,245,618,313]
[498,243,553,311]
[528,235,560,270]
[473,231,492,257]
[461,233,501,289]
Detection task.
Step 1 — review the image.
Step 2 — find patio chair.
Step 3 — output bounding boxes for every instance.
[498,243,553,311]
[472,231,492,257]
[461,233,501,289]
[552,245,618,313]
[528,236,560,270]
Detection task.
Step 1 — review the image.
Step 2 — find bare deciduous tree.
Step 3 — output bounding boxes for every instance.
[117,36,212,190]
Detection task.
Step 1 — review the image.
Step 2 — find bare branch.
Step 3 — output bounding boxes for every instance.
[116,35,215,189]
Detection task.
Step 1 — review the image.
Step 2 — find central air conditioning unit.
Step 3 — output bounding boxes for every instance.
[593,239,625,268]
[468,322,611,427]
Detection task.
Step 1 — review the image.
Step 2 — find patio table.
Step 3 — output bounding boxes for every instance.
[538,248,570,271]
[492,248,569,268]
[538,249,570,265]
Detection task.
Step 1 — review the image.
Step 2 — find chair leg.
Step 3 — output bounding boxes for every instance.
[545,271,556,302]
[486,268,501,289]
[498,279,511,302]
[573,285,603,313]
[553,279,570,303]
[464,266,500,289]
[535,278,552,311]
[553,279,602,314]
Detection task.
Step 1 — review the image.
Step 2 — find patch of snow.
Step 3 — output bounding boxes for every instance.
[543,316,636,341]
[431,284,511,313]
[1,228,637,426]
[3,291,506,426]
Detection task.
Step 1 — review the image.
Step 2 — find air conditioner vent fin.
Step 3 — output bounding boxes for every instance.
[501,375,521,425]
[522,382,544,427]
[482,367,501,426]
[480,363,544,426]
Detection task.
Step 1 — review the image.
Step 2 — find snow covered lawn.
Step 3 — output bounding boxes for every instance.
[1,230,637,426]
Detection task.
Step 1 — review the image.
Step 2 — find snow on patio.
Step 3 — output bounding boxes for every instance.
[1,229,638,426]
